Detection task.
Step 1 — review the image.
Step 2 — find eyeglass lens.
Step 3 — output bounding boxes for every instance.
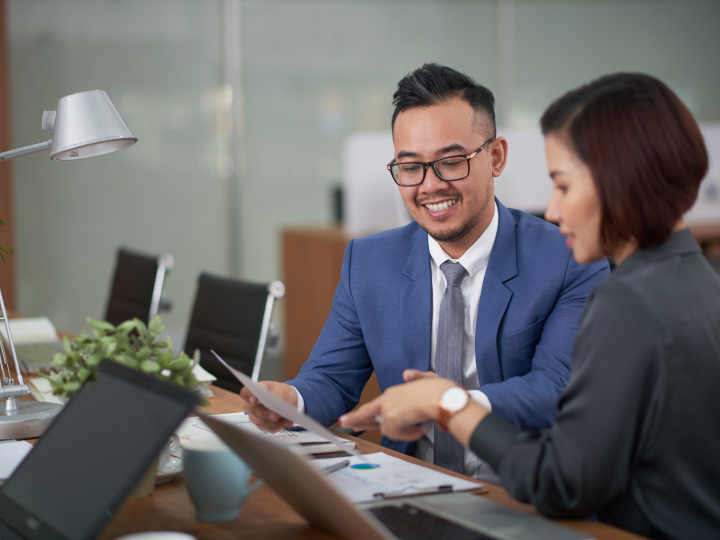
[391,156,469,186]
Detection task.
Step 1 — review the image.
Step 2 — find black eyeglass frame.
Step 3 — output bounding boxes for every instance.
[386,137,495,187]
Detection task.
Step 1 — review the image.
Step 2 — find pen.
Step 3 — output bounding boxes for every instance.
[373,484,454,500]
[284,426,307,432]
[320,459,351,475]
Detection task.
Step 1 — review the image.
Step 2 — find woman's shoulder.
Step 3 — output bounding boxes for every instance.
[584,275,659,332]
[588,250,720,333]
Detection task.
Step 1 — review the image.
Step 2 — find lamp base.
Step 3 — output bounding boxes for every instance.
[0,401,63,440]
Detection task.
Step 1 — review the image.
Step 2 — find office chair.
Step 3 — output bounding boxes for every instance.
[104,248,174,326]
[184,273,285,393]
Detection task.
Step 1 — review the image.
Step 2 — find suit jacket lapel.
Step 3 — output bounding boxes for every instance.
[475,199,519,385]
[401,225,432,373]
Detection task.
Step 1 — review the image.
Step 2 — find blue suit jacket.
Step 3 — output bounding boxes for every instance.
[291,199,610,454]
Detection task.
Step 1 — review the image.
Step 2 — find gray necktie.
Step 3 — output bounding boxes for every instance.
[433,261,468,474]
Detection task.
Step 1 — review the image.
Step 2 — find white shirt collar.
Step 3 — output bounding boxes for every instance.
[427,201,499,277]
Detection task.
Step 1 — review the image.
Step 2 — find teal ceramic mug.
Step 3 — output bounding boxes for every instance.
[182,438,262,522]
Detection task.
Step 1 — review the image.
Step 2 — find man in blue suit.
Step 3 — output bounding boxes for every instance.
[242,64,609,481]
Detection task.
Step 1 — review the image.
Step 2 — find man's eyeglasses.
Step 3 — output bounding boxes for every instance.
[387,138,495,187]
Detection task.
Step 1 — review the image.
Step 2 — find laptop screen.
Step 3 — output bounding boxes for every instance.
[0,360,198,540]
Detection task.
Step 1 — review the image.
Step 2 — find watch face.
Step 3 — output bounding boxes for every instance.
[441,386,468,413]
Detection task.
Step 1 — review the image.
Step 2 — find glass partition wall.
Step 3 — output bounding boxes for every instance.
[7,0,720,378]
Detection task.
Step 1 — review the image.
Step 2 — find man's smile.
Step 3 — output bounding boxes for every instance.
[423,199,457,212]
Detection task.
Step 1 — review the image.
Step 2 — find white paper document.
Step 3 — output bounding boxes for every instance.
[177,412,329,445]
[0,440,34,480]
[211,350,363,459]
[191,362,217,383]
[310,452,483,504]
[176,413,357,455]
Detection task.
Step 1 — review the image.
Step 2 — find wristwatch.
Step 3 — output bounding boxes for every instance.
[436,386,469,432]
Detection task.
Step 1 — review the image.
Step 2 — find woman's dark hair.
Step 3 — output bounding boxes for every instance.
[541,73,708,251]
[391,63,496,138]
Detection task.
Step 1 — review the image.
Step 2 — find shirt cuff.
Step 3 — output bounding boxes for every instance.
[469,413,520,472]
[291,385,306,413]
[468,390,492,411]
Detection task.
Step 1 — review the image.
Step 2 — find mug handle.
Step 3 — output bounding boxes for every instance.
[247,478,264,495]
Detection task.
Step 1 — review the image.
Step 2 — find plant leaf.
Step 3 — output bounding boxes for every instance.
[87,318,115,337]
[51,352,68,366]
[169,354,190,370]
[148,315,164,336]
[139,360,160,373]
[63,336,73,355]
[63,381,82,395]
[85,355,102,367]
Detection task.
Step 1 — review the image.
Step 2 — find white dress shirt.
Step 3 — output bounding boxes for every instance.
[293,202,500,482]
[411,202,498,481]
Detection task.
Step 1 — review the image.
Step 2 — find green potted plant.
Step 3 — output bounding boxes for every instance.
[42,315,208,404]
[42,315,209,497]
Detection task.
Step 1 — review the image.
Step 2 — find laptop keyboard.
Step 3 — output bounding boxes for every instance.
[369,504,498,540]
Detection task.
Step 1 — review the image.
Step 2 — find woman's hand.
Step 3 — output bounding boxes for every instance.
[340,370,492,446]
[339,377,456,441]
[402,368,439,382]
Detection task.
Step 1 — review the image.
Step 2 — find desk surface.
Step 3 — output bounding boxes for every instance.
[95,385,647,540]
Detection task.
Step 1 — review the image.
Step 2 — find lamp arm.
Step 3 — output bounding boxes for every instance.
[0,139,53,162]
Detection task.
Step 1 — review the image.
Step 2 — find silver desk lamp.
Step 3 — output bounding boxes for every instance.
[0,89,137,439]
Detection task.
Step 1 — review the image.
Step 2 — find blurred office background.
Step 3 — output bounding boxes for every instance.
[1,0,719,379]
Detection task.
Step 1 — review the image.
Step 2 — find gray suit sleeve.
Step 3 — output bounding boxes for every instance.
[469,283,662,519]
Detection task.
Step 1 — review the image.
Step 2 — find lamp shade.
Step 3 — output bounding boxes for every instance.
[49,90,137,161]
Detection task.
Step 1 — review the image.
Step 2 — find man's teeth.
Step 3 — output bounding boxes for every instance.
[425,200,456,212]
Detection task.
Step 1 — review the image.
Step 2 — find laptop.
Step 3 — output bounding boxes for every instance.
[0,360,199,540]
[0,318,64,374]
[13,342,65,374]
[200,413,594,540]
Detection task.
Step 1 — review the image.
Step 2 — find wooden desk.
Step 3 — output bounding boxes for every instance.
[97,385,647,540]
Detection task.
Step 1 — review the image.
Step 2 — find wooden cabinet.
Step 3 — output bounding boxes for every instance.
[282,228,349,380]
[282,228,381,438]
[0,1,15,311]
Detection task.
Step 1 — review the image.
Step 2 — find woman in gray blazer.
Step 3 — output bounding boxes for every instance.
[341,73,720,539]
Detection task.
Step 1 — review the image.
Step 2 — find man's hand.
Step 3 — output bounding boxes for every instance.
[239,381,298,432]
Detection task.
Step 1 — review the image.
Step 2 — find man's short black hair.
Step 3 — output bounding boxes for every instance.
[391,63,496,137]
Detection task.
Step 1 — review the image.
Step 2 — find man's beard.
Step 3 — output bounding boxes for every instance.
[422,211,480,243]
[412,192,481,243]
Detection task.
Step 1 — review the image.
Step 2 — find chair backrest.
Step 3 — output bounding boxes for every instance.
[184,273,284,392]
[104,248,174,326]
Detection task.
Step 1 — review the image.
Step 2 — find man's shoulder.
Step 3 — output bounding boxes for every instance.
[343,221,427,275]
[498,204,569,262]
[497,202,609,281]
[505,206,563,245]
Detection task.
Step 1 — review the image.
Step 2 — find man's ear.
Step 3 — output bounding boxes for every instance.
[490,136,508,178]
